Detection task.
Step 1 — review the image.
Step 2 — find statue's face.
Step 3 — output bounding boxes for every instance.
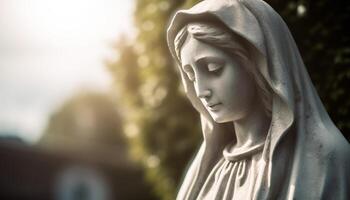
[180,36,257,123]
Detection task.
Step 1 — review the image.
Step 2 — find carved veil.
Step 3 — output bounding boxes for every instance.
[167,0,349,199]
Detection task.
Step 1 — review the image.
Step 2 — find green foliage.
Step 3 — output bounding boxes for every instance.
[108,0,350,199]
[108,1,202,199]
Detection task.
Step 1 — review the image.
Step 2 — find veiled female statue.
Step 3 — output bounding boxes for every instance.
[166,0,350,199]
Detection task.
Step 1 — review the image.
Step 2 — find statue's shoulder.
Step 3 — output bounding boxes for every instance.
[319,128,350,165]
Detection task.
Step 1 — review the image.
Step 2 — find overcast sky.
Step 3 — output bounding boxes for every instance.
[0,0,135,143]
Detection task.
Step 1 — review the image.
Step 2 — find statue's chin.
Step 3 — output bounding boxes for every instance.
[211,111,246,124]
[211,114,232,124]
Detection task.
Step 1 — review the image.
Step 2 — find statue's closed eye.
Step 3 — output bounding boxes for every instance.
[183,61,225,82]
[207,63,224,75]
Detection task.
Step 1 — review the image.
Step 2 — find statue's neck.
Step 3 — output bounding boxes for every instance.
[233,101,270,150]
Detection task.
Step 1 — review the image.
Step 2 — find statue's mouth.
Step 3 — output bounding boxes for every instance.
[207,103,222,111]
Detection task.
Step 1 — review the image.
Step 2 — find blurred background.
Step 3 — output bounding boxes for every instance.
[0,0,349,199]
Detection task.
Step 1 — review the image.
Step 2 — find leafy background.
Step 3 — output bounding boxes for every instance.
[107,0,350,199]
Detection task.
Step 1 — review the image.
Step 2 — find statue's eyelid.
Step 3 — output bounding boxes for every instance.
[197,57,225,71]
[207,62,224,72]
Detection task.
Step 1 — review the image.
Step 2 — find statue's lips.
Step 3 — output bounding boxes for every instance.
[206,103,222,111]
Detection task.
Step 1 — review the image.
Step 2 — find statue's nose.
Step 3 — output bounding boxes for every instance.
[193,71,212,99]
[196,89,212,99]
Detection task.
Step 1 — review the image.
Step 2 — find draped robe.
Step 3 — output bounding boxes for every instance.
[167,0,350,199]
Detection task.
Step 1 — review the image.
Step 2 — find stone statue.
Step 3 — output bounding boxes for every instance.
[166,0,350,199]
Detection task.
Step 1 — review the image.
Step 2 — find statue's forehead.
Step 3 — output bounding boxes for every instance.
[180,36,213,66]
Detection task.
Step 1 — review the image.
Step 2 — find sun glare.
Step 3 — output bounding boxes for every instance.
[11,0,132,47]
[0,0,134,143]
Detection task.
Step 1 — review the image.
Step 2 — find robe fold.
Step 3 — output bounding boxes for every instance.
[167,0,350,199]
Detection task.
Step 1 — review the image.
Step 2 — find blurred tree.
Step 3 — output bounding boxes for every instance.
[107,1,202,199]
[108,0,349,199]
[38,91,158,200]
[40,91,125,149]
